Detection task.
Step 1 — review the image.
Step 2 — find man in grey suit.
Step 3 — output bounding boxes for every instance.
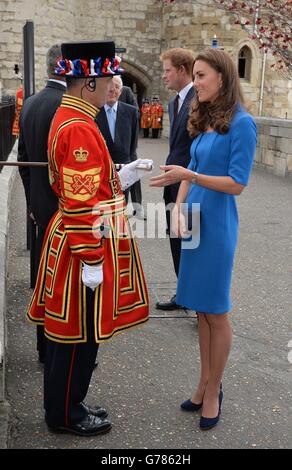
[156,47,195,311]
[96,75,139,203]
[18,44,66,362]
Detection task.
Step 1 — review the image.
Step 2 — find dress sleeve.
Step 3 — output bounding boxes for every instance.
[187,158,195,171]
[57,122,106,266]
[228,115,257,186]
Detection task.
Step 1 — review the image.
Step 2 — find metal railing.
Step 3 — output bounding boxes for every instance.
[0,97,16,169]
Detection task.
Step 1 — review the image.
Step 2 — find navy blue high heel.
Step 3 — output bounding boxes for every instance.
[181,399,203,412]
[199,389,223,430]
[181,383,222,413]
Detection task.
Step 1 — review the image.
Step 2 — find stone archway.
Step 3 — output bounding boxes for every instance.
[121,59,153,109]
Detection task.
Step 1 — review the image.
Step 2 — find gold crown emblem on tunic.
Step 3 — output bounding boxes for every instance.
[73,147,89,162]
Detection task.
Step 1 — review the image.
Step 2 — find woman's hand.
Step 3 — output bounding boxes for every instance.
[171,204,188,239]
[149,165,192,187]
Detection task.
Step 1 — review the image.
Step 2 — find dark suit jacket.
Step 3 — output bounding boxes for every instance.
[18,80,65,228]
[164,86,195,203]
[96,101,139,164]
[119,86,138,109]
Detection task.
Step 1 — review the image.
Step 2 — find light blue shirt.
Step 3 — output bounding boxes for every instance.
[104,102,118,141]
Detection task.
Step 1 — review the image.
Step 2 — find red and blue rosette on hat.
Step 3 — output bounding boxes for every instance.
[55,56,123,77]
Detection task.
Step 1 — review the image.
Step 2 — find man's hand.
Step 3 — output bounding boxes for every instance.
[82,264,103,291]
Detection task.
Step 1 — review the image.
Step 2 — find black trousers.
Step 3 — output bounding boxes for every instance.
[164,190,181,278]
[32,225,47,360]
[166,206,181,277]
[44,289,99,427]
[130,180,142,207]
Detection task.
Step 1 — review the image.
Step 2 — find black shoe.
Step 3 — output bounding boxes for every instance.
[181,399,203,412]
[47,413,112,436]
[38,352,46,364]
[155,295,185,311]
[80,402,108,419]
[200,389,224,431]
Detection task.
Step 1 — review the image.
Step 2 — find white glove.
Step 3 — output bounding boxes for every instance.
[118,158,153,190]
[82,263,103,291]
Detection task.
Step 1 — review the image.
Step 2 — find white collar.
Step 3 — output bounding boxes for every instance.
[48,79,67,88]
[177,82,193,103]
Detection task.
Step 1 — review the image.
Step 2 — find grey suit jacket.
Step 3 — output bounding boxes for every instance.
[96,101,139,164]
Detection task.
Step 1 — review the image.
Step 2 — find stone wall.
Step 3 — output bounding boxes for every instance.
[76,0,162,97]
[0,0,162,98]
[0,0,291,119]
[0,0,80,94]
[160,0,292,119]
[0,142,17,403]
[255,117,292,178]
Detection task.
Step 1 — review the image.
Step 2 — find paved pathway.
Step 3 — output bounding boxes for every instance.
[4,137,292,449]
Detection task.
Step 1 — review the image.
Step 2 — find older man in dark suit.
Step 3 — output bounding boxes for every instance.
[18,44,66,362]
[96,75,139,203]
[156,47,195,311]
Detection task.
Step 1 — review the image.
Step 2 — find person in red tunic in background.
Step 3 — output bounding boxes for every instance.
[140,97,151,138]
[12,83,23,137]
[27,40,149,437]
[150,96,163,139]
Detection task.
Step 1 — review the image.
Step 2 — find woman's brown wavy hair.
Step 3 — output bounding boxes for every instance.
[188,48,245,138]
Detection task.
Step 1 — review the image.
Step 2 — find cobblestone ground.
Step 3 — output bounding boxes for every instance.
[5,137,292,449]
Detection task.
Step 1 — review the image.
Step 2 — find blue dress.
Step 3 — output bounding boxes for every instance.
[176,107,257,314]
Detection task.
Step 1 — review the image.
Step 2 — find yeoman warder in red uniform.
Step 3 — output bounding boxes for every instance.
[27,40,149,436]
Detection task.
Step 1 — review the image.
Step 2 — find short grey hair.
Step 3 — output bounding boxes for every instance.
[113,75,123,89]
[46,44,62,77]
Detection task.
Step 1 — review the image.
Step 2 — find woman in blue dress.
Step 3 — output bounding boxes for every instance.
[150,48,257,430]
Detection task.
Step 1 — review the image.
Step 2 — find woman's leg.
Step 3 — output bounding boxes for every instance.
[202,312,232,418]
[191,313,210,404]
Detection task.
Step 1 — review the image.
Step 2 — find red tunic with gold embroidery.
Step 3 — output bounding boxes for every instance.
[12,86,23,136]
[27,94,149,343]
[140,103,151,129]
[151,103,163,129]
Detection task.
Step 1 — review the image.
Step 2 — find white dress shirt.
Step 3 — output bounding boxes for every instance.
[177,82,193,113]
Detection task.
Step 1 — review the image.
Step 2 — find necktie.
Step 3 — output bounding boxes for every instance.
[107,106,116,141]
[173,94,180,120]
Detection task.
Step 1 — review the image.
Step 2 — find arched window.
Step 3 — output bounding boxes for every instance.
[238,46,252,81]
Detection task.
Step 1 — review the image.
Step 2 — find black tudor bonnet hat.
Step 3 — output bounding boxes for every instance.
[55,40,123,78]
